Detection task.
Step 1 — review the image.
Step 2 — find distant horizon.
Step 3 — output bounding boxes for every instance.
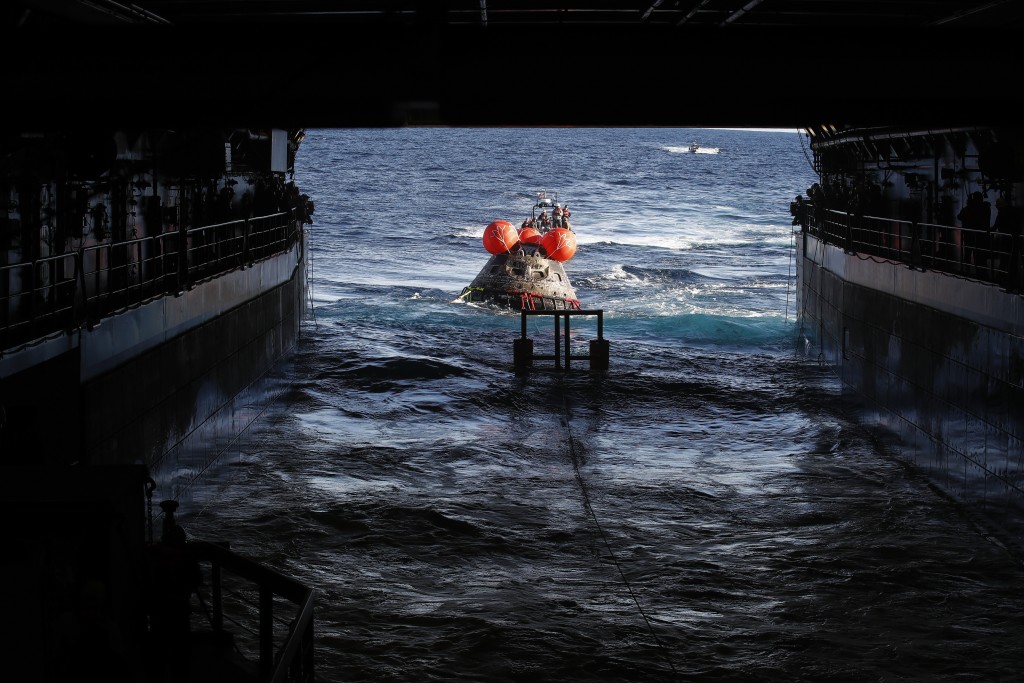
[709,127,802,133]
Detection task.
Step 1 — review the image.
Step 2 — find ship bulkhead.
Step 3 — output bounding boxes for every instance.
[795,126,1024,545]
[1,128,312,501]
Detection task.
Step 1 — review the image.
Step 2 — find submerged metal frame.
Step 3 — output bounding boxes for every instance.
[515,308,608,371]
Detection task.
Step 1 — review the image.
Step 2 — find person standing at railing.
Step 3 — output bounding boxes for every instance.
[850,178,869,252]
[790,195,808,231]
[807,183,827,227]
[957,191,991,276]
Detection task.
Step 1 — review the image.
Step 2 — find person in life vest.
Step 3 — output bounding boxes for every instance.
[553,205,564,229]
[562,205,572,231]
[538,210,551,232]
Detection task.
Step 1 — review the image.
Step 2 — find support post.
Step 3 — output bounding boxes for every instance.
[554,313,561,370]
[513,337,534,372]
[564,313,572,369]
[515,309,607,372]
[589,338,609,371]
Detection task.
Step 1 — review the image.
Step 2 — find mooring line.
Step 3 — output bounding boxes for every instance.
[559,391,680,679]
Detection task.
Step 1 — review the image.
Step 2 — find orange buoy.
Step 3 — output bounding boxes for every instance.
[482,220,519,254]
[540,227,577,262]
[518,226,542,244]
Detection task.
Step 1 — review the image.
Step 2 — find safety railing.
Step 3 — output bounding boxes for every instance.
[78,232,180,320]
[0,252,79,348]
[1,211,300,354]
[189,540,315,683]
[802,206,1024,292]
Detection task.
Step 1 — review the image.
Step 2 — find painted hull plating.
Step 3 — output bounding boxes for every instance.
[795,126,1024,545]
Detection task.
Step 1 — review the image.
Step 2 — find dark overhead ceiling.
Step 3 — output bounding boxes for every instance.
[9,1,1024,28]
[4,1,1023,130]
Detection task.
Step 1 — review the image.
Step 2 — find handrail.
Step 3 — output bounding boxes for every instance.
[188,540,315,683]
[801,205,1024,293]
[1,211,301,354]
[0,251,79,351]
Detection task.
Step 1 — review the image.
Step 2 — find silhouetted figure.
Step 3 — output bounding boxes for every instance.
[957,191,991,275]
[790,195,808,231]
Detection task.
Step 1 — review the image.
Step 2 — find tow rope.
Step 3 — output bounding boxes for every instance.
[559,390,680,679]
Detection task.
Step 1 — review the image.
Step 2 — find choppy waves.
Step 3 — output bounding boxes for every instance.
[179,128,1024,683]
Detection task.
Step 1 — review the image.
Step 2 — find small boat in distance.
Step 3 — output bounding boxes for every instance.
[457,192,580,311]
[689,141,699,153]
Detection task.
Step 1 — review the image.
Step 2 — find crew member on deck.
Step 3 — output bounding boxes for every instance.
[958,191,991,275]
[790,195,808,230]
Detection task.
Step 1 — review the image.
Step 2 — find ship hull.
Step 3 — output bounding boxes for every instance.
[0,127,313,681]
[797,231,1024,543]
[0,128,312,504]
[2,237,307,497]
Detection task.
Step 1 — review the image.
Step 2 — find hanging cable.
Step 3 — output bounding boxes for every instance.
[305,226,317,327]
[785,225,796,323]
[798,128,816,175]
[559,388,680,680]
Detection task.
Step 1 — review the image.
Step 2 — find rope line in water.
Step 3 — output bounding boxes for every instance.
[559,391,681,680]
[306,227,318,327]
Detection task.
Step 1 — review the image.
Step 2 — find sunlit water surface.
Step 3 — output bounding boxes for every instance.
[181,128,1024,682]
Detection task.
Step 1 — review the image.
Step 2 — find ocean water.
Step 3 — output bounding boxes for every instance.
[181,128,1024,682]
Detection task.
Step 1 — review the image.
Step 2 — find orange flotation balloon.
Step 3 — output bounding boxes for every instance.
[518,226,542,244]
[540,227,577,262]
[482,220,519,254]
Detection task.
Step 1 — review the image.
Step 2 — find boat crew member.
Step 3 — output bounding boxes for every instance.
[553,205,564,228]
[539,210,551,232]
